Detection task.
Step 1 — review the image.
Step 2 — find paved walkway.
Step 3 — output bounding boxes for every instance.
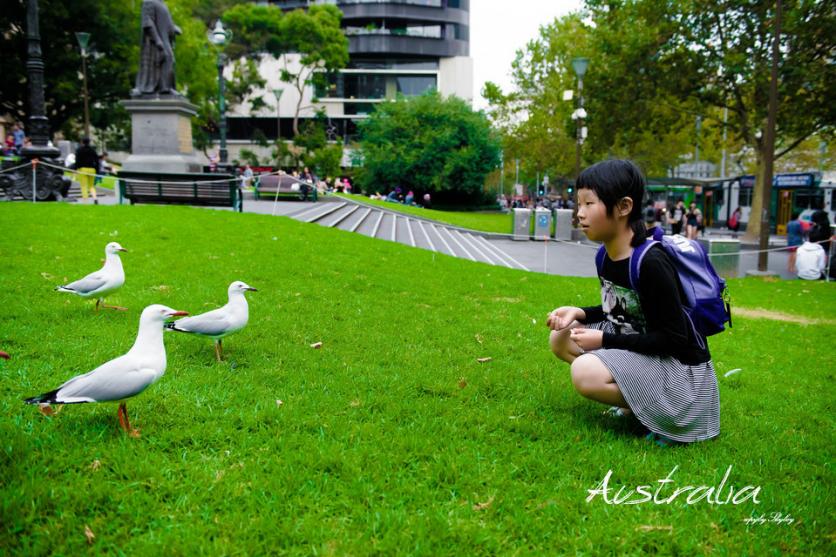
[72,189,800,279]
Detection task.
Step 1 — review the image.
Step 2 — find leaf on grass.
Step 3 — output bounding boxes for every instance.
[349,399,361,408]
[473,495,495,511]
[477,357,492,363]
[275,399,284,407]
[475,334,483,345]
[90,459,101,471]
[457,378,467,389]
[40,272,54,280]
[636,525,673,533]
[150,285,171,293]
[84,525,95,544]
[310,341,323,349]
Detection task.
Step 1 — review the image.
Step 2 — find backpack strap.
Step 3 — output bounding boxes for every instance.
[628,239,659,291]
[595,245,607,277]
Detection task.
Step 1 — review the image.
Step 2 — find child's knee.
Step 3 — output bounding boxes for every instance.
[570,354,598,395]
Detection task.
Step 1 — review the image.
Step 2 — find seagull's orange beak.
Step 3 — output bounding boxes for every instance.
[117,248,128,252]
[170,311,189,317]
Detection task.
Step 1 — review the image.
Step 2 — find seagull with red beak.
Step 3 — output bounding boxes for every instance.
[24,304,188,437]
[166,281,257,361]
[55,242,128,312]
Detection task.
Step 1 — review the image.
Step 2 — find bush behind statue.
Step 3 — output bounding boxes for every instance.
[356,92,501,205]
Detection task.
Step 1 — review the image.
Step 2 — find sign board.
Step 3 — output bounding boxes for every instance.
[739,173,817,188]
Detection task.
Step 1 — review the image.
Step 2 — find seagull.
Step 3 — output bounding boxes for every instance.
[166,281,257,361]
[24,304,188,437]
[55,242,128,312]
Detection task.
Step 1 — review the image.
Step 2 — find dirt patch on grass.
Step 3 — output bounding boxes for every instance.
[735,307,836,326]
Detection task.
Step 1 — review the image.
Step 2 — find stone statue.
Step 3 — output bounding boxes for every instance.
[132,0,182,97]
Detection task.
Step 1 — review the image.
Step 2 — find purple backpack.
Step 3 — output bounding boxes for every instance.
[595,227,731,344]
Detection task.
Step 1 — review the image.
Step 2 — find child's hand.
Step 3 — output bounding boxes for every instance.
[547,307,585,330]
[569,328,603,351]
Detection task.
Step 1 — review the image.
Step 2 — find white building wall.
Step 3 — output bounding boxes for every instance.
[227,54,329,119]
[438,56,473,104]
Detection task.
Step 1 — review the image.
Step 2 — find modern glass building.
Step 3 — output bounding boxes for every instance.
[226,0,472,150]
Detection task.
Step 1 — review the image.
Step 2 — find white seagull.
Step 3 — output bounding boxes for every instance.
[166,281,257,361]
[55,242,128,312]
[24,304,189,437]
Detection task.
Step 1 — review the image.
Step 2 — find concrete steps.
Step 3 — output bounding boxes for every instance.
[288,196,528,271]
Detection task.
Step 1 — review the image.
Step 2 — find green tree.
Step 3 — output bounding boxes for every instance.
[0,0,264,156]
[0,0,136,139]
[357,92,501,202]
[663,0,836,239]
[223,3,348,137]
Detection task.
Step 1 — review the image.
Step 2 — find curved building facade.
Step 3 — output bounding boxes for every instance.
[226,1,473,150]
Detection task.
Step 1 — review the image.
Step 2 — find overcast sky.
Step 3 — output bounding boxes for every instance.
[470,0,584,110]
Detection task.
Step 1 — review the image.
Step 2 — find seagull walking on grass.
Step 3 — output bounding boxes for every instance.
[55,242,128,312]
[165,281,257,361]
[24,304,188,437]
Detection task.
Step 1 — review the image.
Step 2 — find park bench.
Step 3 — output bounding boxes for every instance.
[117,171,242,211]
[254,173,317,202]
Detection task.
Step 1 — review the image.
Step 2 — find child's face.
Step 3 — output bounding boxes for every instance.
[577,188,615,242]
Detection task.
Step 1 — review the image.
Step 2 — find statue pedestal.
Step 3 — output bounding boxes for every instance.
[121,97,202,173]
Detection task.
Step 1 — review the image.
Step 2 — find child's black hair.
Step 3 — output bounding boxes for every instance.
[576,159,647,247]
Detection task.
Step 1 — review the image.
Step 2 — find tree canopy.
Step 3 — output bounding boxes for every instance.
[0,0,263,153]
[485,0,835,222]
[222,3,348,136]
[357,92,501,202]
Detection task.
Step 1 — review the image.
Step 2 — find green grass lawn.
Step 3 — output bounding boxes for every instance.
[0,203,833,555]
[334,192,513,234]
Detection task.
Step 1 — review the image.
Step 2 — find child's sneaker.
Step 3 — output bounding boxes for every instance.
[604,406,632,418]
[645,432,683,448]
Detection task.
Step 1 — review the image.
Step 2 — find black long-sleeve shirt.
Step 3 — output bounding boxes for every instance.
[580,245,711,365]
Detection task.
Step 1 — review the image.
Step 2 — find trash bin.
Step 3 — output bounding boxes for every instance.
[555,209,574,241]
[512,208,531,241]
[534,208,552,240]
[698,238,740,278]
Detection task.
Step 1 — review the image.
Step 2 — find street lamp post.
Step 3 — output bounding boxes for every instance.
[571,57,589,180]
[75,32,91,139]
[209,20,232,167]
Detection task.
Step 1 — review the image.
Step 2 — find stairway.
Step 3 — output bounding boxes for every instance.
[286,197,529,271]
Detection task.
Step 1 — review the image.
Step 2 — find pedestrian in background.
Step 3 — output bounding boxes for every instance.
[73,137,100,204]
[786,212,803,273]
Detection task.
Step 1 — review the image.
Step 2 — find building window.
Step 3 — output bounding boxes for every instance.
[344,103,377,116]
[794,190,824,210]
[318,73,436,99]
[396,75,436,96]
[348,58,438,70]
[738,187,753,207]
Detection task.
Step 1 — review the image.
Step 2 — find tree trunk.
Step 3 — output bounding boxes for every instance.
[743,143,766,243]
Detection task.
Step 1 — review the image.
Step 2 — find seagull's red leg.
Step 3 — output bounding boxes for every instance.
[118,403,140,437]
[216,340,224,362]
[95,299,100,313]
[101,301,128,311]
[117,403,128,431]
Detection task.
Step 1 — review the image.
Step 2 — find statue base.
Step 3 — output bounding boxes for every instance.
[121,97,202,173]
